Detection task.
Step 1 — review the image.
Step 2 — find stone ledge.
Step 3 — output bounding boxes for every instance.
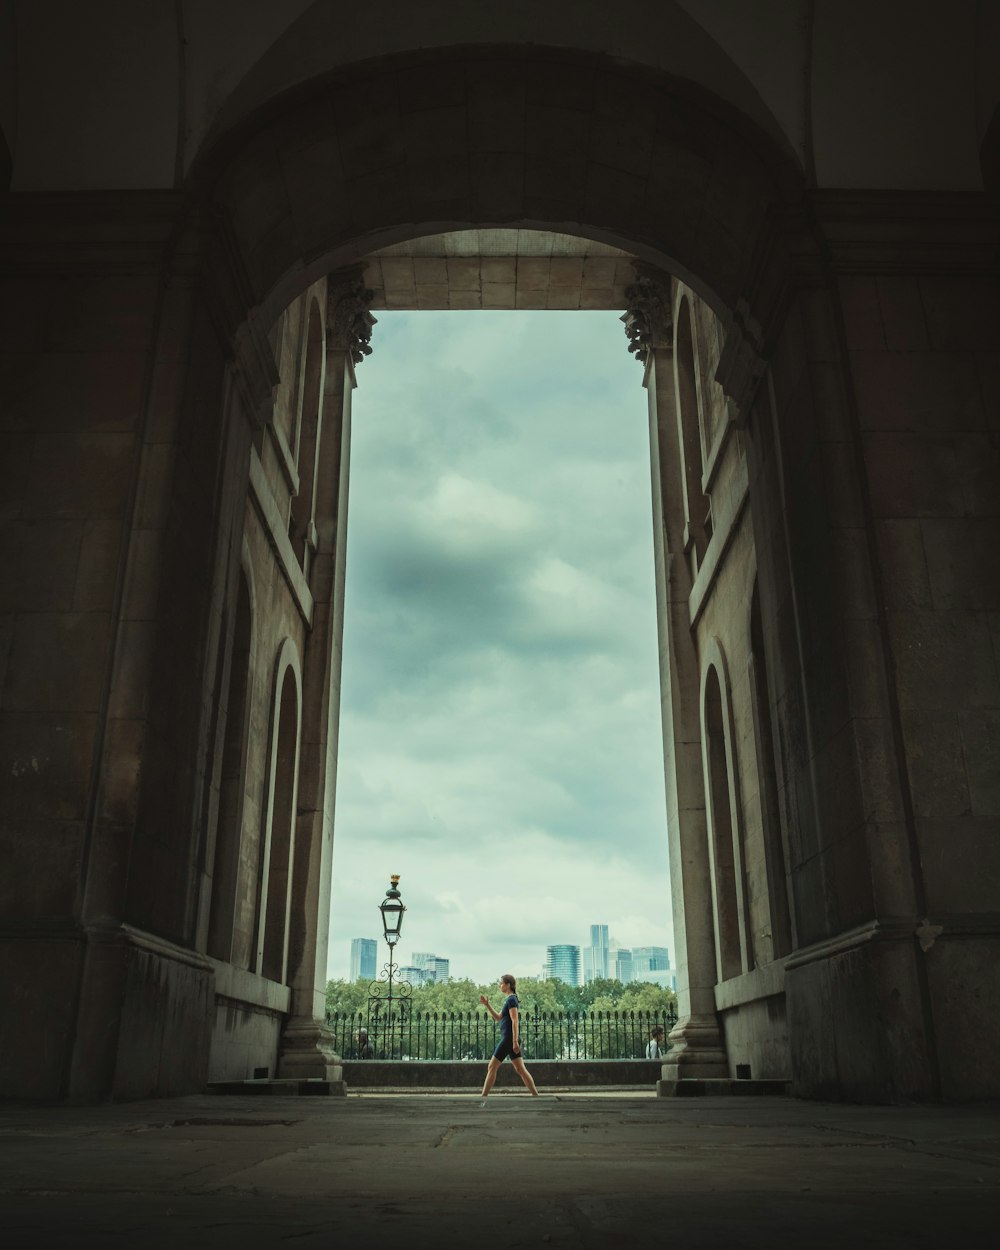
[341,1060,662,1088]
[207,1079,346,1097]
[657,1078,790,1097]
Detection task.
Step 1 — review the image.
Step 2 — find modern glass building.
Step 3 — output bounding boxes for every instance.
[350,937,378,982]
[544,944,582,987]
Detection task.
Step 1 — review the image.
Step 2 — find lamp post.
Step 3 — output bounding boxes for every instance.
[367,875,412,1059]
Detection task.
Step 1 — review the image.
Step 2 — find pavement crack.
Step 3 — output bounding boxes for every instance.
[433,1124,461,1148]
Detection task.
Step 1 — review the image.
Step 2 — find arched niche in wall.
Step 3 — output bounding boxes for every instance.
[207,561,256,962]
[255,638,303,983]
[749,580,793,959]
[701,639,751,982]
[289,294,325,568]
[674,293,712,574]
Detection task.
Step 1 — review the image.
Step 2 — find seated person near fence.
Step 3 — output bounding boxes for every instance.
[356,1028,374,1059]
[645,1025,666,1059]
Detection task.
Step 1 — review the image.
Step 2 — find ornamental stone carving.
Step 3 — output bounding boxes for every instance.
[327,268,377,365]
[621,266,673,363]
[714,297,766,427]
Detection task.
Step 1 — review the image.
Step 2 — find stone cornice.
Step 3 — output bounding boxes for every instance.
[808,189,999,275]
[0,189,187,273]
[784,912,1000,973]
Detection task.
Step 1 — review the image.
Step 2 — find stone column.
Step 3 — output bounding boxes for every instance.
[277,269,375,1085]
[623,270,729,1086]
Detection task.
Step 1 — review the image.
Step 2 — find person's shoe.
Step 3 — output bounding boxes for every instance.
[478,1098,488,1108]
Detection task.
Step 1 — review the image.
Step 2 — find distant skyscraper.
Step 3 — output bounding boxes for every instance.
[584,924,610,982]
[613,947,634,983]
[413,952,450,984]
[350,937,377,982]
[545,945,581,987]
[631,946,670,980]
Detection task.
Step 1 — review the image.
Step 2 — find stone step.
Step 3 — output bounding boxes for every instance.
[207,1079,346,1097]
[657,1078,790,1097]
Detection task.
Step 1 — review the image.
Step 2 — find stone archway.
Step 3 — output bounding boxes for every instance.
[2,38,971,1105]
[179,46,817,1090]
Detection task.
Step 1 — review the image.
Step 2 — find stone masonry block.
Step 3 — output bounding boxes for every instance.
[958,709,1000,816]
[585,164,647,226]
[0,518,84,613]
[0,819,83,918]
[0,277,54,352]
[954,433,1000,516]
[395,61,467,113]
[26,432,135,519]
[73,519,124,613]
[467,70,526,151]
[975,352,1000,432]
[346,164,412,229]
[445,257,480,291]
[332,89,404,179]
[3,612,111,713]
[838,276,883,351]
[589,113,652,179]
[524,153,587,202]
[0,614,11,696]
[403,106,468,157]
[865,819,919,916]
[919,277,1000,352]
[0,350,147,435]
[469,151,525,219]
[875,520,932,611]
[808,360,852,443]
[850,351,986,433]
[405,152,470,203]
[863,432,965,518]
[0,711,97,820]
[920,517,1000,611]
[888,609,999,711]
[0,430,32,517]
[917,814,1000,914]
[412,257,449,286]
[900,708,971,820]
[48,275,157,353]
[874,277,928,351]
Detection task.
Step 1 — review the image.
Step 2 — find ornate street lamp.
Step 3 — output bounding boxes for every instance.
[379,873,406,946]
[368,874,412,1059]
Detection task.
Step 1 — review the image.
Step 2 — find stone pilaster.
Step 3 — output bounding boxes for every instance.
[276,267,375,1086]
[625,269,729,1089]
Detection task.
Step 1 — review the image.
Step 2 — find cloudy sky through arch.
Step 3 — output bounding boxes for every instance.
[327,309,674,985]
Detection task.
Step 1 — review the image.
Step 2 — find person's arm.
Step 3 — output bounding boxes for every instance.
[479,993,500,1021]
[510,1005,520,1053]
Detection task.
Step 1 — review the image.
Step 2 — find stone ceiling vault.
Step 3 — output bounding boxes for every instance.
[362,229,637,312]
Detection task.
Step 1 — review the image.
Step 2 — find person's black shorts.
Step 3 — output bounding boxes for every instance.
[492,1036,521,1062]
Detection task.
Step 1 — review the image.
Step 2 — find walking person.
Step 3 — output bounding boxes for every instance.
[479,974,539,1103]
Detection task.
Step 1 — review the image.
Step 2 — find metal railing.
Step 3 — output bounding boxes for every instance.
[326,1007,677,1061]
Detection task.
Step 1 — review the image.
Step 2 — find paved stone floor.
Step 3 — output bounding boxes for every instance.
[1,1091,998,1248]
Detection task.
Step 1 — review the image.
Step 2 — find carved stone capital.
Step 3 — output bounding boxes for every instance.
[327,266,377,365]
[714,297,766,427]
[621,265,673,364]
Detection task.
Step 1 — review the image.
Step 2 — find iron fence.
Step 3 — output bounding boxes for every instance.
[326,1007,678,1061]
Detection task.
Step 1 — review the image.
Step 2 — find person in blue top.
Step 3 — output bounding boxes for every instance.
[478,973,539,1102]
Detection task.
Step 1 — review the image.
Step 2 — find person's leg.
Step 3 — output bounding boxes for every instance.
[481,1057,501,1098]
[512,1057,539,1096]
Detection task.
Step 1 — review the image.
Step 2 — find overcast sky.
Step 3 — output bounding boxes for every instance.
[327,309,674,985]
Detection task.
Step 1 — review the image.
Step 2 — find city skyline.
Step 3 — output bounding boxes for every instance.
[335,925,672,987]
[326,310,675,986]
